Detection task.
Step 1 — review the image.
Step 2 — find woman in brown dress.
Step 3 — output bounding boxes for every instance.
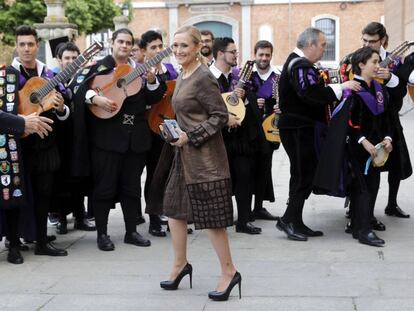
[159,26,241,301]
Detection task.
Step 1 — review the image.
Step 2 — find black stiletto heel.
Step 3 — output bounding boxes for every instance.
[160,263,193,290]
[208,271,242,301]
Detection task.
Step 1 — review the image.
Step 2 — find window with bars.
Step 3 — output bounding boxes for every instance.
[315,18,336,61]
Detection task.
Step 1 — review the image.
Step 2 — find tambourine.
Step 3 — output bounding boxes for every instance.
[372,143,389,167]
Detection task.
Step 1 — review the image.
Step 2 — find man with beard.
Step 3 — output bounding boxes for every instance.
[249,40,279,221]
[210,37,264,234]
[201,30,214,66]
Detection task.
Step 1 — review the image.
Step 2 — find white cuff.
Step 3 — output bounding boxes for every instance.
[384,136,392,142]
[358,136,366,144]
[328,83,343,100]
[146,77,160,91]
[85,89,98,104]
[409,70,414,84]
[55,105,70,121]
[385,73,399,88]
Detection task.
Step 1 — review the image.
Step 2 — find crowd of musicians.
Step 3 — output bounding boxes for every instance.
[0,20,414,300]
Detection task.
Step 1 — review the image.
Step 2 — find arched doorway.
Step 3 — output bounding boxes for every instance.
[194,21,232,38]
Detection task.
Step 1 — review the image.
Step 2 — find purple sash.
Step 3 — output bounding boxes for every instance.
[252,72,277,99]
[356,80,385,116]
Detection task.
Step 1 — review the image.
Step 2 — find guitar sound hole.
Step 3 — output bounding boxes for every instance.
[30,92,41,104]
[117,78,126,88]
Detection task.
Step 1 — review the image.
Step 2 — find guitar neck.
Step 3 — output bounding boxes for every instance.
[37,54,87,98]
[124,47,172,84]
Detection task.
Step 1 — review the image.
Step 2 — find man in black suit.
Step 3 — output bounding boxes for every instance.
[0,63,54,264]
[71,28,166,251]
[276,27,360,241]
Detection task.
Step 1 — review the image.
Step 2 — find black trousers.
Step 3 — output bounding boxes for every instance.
[144,133,164,226]
[91,147,146,236]
[253,149,274,210]
[229,154,255,224]
[349,161,381,233]
[31,172,55,245]
[279,127,317,224]
[5,208,20,247]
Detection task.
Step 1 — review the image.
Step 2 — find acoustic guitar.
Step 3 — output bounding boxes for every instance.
[18,41,103,115]
[147,80,176,134]
[221,60,255,122]
[262,74,281,143]
[89,47,172,119]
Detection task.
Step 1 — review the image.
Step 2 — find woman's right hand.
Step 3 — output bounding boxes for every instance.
[361,139,377,158]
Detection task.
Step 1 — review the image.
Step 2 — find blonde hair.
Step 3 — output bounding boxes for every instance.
[174,25,208,65]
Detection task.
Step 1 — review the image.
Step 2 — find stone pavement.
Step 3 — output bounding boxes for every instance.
[1,100,414,311]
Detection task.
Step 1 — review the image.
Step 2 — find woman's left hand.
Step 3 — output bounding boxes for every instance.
[170,130,188,147]
[382,138,393,153]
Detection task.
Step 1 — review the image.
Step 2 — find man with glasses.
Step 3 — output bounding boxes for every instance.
[210,37,263,235]
[201,30,215,66]
[131,38,145,65]
[360,22,412,222]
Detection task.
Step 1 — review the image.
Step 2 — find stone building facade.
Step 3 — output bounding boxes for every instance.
[78,0,385,67]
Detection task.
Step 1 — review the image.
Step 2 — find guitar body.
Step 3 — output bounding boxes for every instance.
[262,113,280,143]
[18,77,57,115]
[89,63,143,119]
[148,80,176,134]
[221,92,246,121]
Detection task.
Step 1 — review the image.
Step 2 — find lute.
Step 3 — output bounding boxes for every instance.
[221,60,255,122]
[262,74,281,143]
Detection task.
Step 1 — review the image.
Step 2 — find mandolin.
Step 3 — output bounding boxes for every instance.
[147,80,176,134]
[18,41,103,116]
[221,60,255,122]
[262,74,281,143]
[89,47,172,119]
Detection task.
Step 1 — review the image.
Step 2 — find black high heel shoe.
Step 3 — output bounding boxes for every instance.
[160,263,193,290]
[208,271,242,301]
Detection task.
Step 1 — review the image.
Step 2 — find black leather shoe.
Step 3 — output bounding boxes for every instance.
[371,219,386,231]
[385,205,410,218]
[124,232,151,247]
[136,216,146,225]
[74,219,96,231]
[358,231,385,247]
[47,235,57,242]
[208,271,242,301]
[252,208,278,221]
[275,218,307,241]
[97,234,115,251]
[56,221,68,235]
[7,247,24,264]
[235,222,262,234]
[297,225,324,237]
[149,225,167,237]
[160,263,193,290]
[35,243,68,256]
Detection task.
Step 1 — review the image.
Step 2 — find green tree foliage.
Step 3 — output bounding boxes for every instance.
[65,0,121,34]
[0,0,122,45]
[0,0,46,45]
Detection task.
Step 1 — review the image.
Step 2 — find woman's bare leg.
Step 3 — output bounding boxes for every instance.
[207,228,237,291]
[167,218,188,280]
